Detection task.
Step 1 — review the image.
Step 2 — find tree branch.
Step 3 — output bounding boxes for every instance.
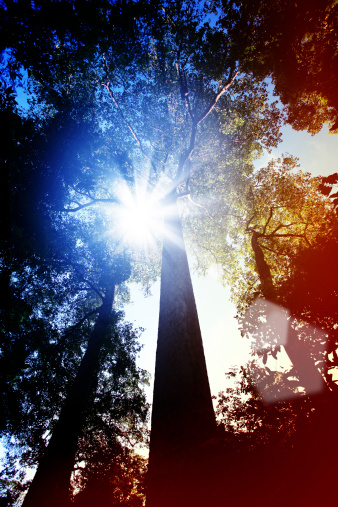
[264,232,309,240]
[64,307,101,336]
[187,194,213,219]
[195,69,240,126]
[174,123,197,186]
[246,213,257,231]
[173,68,240,189]
[103,81,158,180]
[268,222,298,236]
[176,59,194,122]
[262,207,274,235]
[61,197,117,213]
[259,243,290,257]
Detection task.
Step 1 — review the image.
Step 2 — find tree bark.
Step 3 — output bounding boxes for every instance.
[147,198,217,507]
[251,231,275,300]
[22,284,116,507]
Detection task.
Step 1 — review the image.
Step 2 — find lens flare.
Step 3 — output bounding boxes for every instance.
[111,181,164,248]
[118,198,160,246]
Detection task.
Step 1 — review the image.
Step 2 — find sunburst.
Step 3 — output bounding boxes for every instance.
[111,180,164,249]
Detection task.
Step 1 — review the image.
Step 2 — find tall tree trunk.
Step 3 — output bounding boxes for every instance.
[251,231,327,395]
[22,284,116,507]
[147,198,217,507]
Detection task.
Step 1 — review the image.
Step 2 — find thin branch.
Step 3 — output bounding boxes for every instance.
[194,238,220,264]
[73,185,113,200]
[187,194,213,219]
[71,186,95,200]
[304,235,311,246]
[176,59,194,122]
[264,232,309,240]
[103,81,158,179]
[259,243,290,257]
[195,69,240,126]
[105,82,142,149]
[263,207,274,235]
[268,222,298,236]
[174,68,240,188]
[61,197,117,213]
[248,185,256,203]
[302,221,312,246]
[174,123,197,185]
[82,280,104,300]
[64,307,101,336]
[69,262,105,301]
[246,213,257,231]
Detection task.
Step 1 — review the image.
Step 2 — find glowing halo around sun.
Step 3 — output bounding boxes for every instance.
[112,181,164,249]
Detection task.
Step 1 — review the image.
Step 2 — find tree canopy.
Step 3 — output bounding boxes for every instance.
[1,0,338,505]
[216,0,338,133]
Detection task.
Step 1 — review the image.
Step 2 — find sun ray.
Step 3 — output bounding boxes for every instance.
[109,179,165,249]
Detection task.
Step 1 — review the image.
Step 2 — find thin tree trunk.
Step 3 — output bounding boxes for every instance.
[251,231,275,299]
[22,285,116,507]
[147,198,217,507]
[251,232,327,395]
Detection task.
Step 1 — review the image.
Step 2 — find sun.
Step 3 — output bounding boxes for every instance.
[118,197,160,246]
[113,181,164,248]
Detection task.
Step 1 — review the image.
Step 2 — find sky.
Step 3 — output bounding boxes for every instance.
[124,122,338,406]
[257,123,338,177]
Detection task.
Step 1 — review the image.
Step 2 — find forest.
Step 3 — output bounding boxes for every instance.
[1,1,338,506]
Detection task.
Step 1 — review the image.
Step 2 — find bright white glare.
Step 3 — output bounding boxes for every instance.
[244,297,327,402]
[112,181,164,248]
[118,198,160,245]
